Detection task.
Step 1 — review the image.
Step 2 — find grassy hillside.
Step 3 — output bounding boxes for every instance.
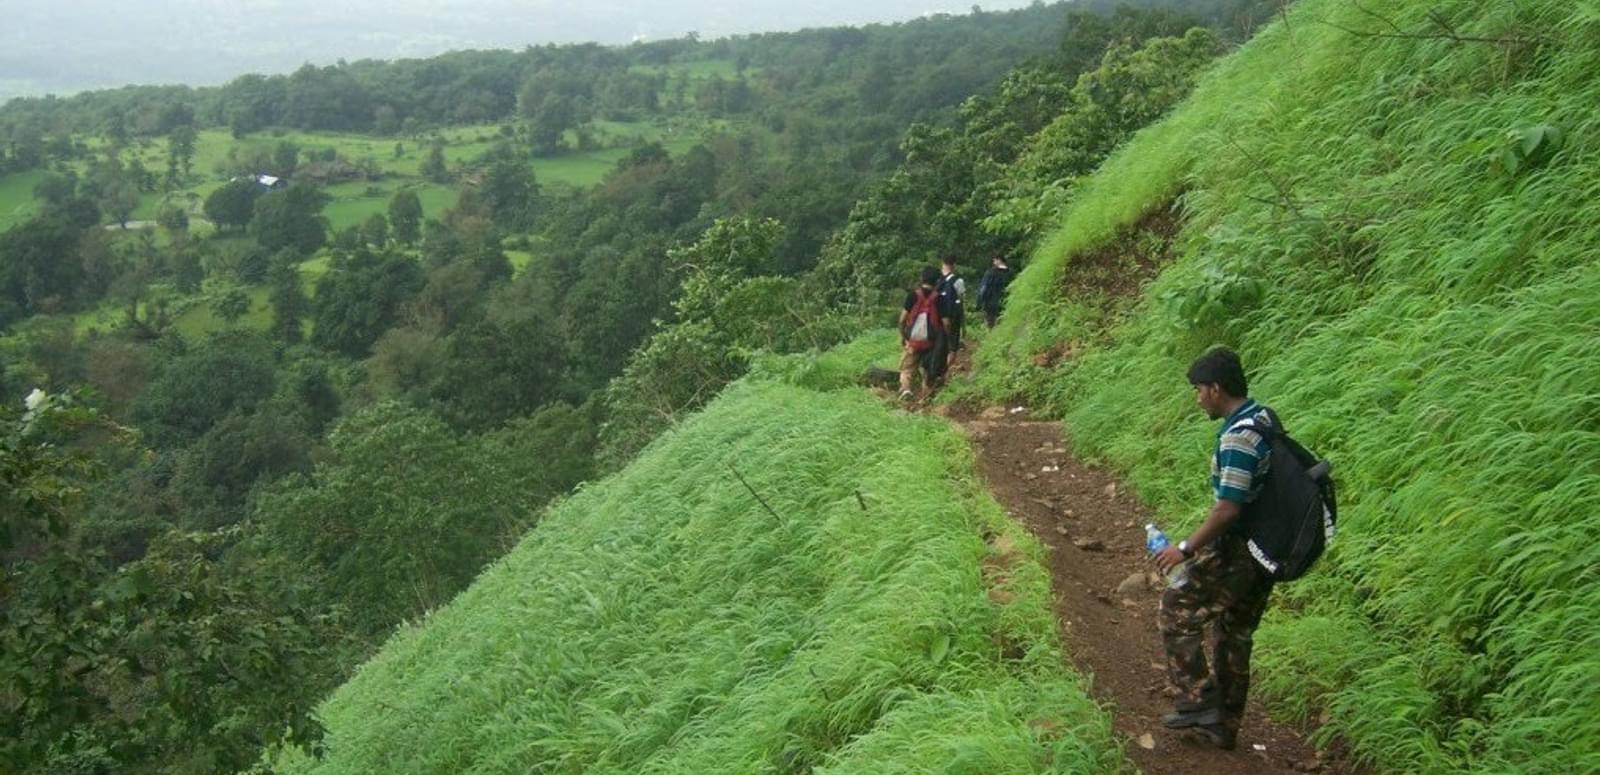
[973,1,1599,771]
[277,373,1125,774]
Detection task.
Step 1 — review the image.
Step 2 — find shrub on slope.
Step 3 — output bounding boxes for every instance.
[279,381,1123,774]
[975,1,1599,772]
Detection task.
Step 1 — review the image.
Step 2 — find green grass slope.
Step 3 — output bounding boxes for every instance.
[278,377,1124,774]
[974,1,1599,772]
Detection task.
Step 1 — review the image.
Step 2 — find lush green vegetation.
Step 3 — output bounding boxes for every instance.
[4,0,1400,770]
[974,1,1600,771]
[4,3,1246,769]
[276,379,1124,774]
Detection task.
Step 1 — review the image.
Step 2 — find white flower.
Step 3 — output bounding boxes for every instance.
[24,388,46,412]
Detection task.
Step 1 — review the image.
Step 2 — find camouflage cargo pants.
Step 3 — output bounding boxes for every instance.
[1158,534,1274,730]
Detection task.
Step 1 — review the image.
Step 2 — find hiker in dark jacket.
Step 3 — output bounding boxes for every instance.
[897,266,946,400]
[1153,347,1278,750]
[975,254,1013,328]
[935,256,966,371]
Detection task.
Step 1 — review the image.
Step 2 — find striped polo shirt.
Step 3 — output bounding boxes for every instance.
[1211,399,1274,505]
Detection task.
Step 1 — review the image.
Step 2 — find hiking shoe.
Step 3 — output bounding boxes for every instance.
[899,389,914,401]
[1190,722,1237,750]
[1162,705,1222,729]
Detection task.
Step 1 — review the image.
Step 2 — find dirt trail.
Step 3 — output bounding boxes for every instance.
[953,405,1341,775]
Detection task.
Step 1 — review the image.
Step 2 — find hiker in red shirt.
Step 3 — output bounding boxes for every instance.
[898,266,946,400]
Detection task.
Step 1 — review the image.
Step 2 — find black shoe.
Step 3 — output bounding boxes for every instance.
[1162,705,1222,729]
[1190,722,1237,750]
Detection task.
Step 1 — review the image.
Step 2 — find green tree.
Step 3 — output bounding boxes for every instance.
[250,185,330,256]
[202,179,262,231]
[252,403,530,635]
[528,94,577,155]
[165,125,197,186]
[388,189,423,245]
[420,141,449,183]
[272,140,301,178]
[267,255,309,344]
[157,204,190,234]
[100,179,141,229]
[361,212,389,247]
[212,287,252,325]
[0,215,86,315]
[669,216,784,322]
[479,156,540,232]
[130,331,278,444]
[310,250,425,357]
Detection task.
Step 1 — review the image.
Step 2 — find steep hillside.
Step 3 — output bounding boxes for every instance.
[276,362,1126,773]
[973,0,1598,771]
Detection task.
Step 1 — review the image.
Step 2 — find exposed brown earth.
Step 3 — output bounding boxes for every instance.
[952,404,1345,775]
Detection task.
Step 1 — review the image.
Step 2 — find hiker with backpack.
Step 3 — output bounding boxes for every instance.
[936,256,966,370]
[975,254,1013,328]
[1152,347,1336,749]
[898,266,947,400]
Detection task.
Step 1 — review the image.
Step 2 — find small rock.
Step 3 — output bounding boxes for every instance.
[1024,473,1038,481]
[979,406,1007,420]
[1137,733,1156,750]
[1115,572,1147,596]
[1072,538,1105,552]
[1009,406,1028,414]
[1103,483,1117,498]
[1293,760,1324,773]
[1053,525,1069,536]
[1094,593,1113,606]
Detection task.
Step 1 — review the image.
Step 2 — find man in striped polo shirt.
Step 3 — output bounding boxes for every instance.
[1153,347,1276,750]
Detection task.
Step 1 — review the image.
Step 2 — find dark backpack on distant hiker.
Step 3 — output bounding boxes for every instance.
[1232,411,1337,582]
[904,288,943,352]
[977,266,1012,310]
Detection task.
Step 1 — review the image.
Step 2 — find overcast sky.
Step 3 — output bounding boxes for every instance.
[0,0,1045,101]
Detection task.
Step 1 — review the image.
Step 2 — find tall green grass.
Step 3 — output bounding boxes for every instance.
[976,1,1600,771]
[277,380,1125,774]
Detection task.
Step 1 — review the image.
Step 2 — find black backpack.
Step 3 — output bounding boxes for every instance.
[1233,412,1337,582]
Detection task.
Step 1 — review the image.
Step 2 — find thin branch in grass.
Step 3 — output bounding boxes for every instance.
[1316,3,1548,47]
[730,463,786,526]
[855,490,869,512]
[808,665,834,700]
[1227,138,1308,221]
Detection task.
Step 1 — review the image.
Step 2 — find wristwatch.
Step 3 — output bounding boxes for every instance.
[1177,540,1193,558]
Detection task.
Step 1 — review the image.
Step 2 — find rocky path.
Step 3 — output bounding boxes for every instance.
[953,406,1342,775]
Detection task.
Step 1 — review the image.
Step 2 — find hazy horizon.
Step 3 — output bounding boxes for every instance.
[0,0,1046,102]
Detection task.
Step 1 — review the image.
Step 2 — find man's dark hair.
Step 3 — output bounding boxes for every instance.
[919,266,940,286]
[940,255,957,269]
[1187,347,1248,398]
[992,253,1007,265]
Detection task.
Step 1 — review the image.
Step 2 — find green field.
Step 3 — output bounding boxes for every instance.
[0,168,46,231]
[276,369,1124,773]
[0,114,724,235]
[974,0,1600,771]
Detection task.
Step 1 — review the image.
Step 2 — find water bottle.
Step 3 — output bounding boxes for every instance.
[1144,523,1191,589]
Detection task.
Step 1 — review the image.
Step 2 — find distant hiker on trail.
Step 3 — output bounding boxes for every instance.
[936,256,966,370]
[975,253,1013,328]
[1152,347,1278,750]
[898,266,946,401]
